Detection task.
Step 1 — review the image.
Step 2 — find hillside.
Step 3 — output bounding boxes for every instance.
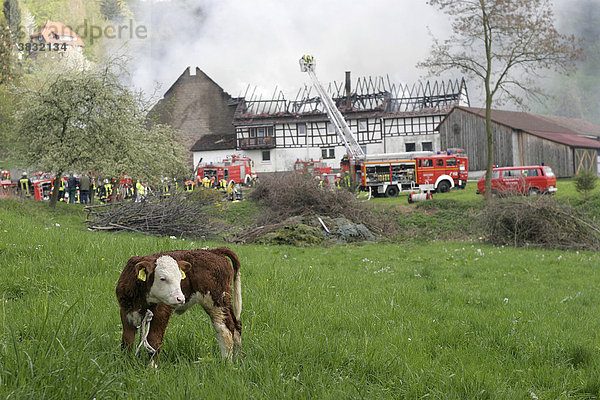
[17,0,133,59]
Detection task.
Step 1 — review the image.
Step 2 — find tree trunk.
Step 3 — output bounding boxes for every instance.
[484,99,494,203]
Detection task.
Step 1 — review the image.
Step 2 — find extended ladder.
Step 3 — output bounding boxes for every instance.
[300,55,365,160]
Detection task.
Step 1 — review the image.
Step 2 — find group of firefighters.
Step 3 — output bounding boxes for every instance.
[316,172,352,189]
[196,176,243,201]
[9,170,246,203]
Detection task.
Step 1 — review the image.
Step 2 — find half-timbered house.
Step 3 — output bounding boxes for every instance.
[232,73,469,173]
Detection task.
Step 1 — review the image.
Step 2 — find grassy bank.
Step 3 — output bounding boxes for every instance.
[1,198,600,398]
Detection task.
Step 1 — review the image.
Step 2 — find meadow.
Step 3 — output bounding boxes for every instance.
[1,184,600,399]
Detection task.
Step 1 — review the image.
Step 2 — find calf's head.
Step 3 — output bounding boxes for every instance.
[135,255,191,307]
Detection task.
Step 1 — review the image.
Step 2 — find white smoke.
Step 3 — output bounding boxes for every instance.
[114,0,452,102]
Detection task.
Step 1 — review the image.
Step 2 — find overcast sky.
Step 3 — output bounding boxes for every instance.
[122,0,576,107]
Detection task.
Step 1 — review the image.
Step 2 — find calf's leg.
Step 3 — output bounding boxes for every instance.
[120,308,138,350]
[146,304,173,367]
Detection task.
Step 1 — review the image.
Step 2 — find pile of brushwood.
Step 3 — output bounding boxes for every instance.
[479,195,600,251]
[86,190,224,239]
[236,173,386,244]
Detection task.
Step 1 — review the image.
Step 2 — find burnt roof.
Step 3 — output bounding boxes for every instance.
[190,134,236,151]
[450,107,600,149]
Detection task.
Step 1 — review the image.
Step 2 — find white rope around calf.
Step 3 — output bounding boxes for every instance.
[135,309,156,355]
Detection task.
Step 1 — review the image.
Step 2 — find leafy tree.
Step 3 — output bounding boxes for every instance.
[14,60,187,208]
[98,0,123,22]
[418,0,582,202]
[0,85,15,157]
[3,0,21,43]
[574,169,597,201]
[0,13,14,85]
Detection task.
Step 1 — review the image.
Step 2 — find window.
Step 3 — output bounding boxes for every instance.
[446,158,457,167]
[422,142,433,152]
[297,123,307,136]
[523,169,539,177]
[421,159,433,167]
[262,151,270,161]
[502,169,520,178]
[322,148,335,159]
[358,119,368,131]
[405,143,416,152]
[436,159,444,167]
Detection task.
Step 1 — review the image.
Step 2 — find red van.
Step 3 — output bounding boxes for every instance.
[476,165,557,195]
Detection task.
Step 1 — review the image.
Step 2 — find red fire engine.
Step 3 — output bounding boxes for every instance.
[196,155,256,186]
[358,152,468,197]
[294,159,332,177]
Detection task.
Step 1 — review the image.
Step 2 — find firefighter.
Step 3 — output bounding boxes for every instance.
[233,183,242,201]
[58,177,66,201]
[90,178,96,205]
[184,179,195,192]
[136,180,146,202]
[0,169,9,181]
[104,179,113,203]
[202,176,210,189]
[227,181,235,201]
[162,178,171,196]
[317,175,324,189]
[335,173,342,188]
[343,172,351,188]
[218,179,227,191]
[67,174,79,204]
[209,176,215,188]
[17,172,33,199]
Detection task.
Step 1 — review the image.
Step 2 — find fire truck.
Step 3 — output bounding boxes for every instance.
[294,159,332,177]
[196,155,256,186]
[359,152,468,197]
[300,55,469,197]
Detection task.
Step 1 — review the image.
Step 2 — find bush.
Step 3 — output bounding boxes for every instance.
[479,196,600,250]
[574,169,598,200]
[248,173,382,231]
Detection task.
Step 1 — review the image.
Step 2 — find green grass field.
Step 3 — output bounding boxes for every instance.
[1,183,600,399]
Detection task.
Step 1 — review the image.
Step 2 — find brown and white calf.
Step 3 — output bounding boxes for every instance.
[116,247,242,366]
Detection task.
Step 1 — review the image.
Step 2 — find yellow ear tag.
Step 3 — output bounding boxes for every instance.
[137,269,147,281]
[179,268,186,280]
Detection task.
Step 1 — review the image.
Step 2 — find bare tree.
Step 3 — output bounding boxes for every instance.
[418,0,582,201]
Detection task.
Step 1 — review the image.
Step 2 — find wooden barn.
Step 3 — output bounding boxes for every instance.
[438,106,600,177]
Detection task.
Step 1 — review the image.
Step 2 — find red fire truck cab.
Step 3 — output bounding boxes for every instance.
[196,155,256,186]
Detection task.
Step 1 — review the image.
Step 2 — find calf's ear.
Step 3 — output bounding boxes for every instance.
[177,261,192,280]
[135,261,155,282]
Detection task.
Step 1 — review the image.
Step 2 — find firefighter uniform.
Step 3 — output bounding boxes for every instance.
[58,178,66,201]
[104,180,113,203]
[18,173,33,199]
[184,180,195,192]
[335,174,342,188]
[136,181,146,202]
